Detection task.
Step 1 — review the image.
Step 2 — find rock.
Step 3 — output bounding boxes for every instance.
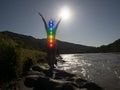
[24,65,103,90]
[32,76,81,90]
[32,64,47,72]
[55,83,81,90]
[27,70,42,76]
[80,82,103,90]
[24,75,39,88]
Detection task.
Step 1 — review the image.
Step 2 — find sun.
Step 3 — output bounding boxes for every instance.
[59,6,71,20]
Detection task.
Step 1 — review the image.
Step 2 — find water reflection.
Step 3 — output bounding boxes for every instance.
[58,53,120,90]
[58,54,92,79]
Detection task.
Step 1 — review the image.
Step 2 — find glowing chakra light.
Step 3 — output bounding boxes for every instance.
[49,20,54,29]
[49,27,53,29]
[50,31,52,35]
[49,35,53,39]
[49,43,53,48]
[50,39,53,43]
[48,19,55,48]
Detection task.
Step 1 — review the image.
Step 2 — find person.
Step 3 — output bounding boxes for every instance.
[38,13,61,69]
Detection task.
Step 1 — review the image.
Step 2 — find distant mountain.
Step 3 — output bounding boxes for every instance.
[0,31,95,53]
[96,39,120,52]
[57,40,95,53]
[0,31,119,53]
[0,31,46,50]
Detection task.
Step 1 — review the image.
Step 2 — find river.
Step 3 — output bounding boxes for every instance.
[58,53,120,90]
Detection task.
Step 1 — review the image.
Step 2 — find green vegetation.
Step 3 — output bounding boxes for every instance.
[0,32,47,83]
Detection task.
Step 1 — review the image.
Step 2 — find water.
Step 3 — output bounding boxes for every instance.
[58,53,120,90]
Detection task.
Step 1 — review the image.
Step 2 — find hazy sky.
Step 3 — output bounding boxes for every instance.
[0,0,120,46]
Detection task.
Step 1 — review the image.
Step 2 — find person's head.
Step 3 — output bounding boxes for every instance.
[48,19,54,29]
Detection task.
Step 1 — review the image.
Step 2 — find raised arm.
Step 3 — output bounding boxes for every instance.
[54,18,62,33]
[38,13,48,32]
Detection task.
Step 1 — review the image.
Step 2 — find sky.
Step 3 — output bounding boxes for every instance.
[0,0,120,47]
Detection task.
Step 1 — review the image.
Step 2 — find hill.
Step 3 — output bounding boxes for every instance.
[96,39,120,52]
[0,31,119,53]
[0,31,95,53]
[0,31,45,50]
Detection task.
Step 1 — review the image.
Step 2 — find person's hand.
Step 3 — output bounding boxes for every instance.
[38,12,42,17]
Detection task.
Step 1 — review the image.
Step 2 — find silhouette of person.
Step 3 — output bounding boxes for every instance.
[39,13,61,69]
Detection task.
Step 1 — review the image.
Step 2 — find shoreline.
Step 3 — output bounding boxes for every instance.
[24,64,103,90]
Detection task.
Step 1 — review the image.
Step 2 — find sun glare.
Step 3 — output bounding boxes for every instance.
[59,6,71,20]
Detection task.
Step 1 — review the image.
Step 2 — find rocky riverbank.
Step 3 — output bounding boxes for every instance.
[24,64,103,90]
